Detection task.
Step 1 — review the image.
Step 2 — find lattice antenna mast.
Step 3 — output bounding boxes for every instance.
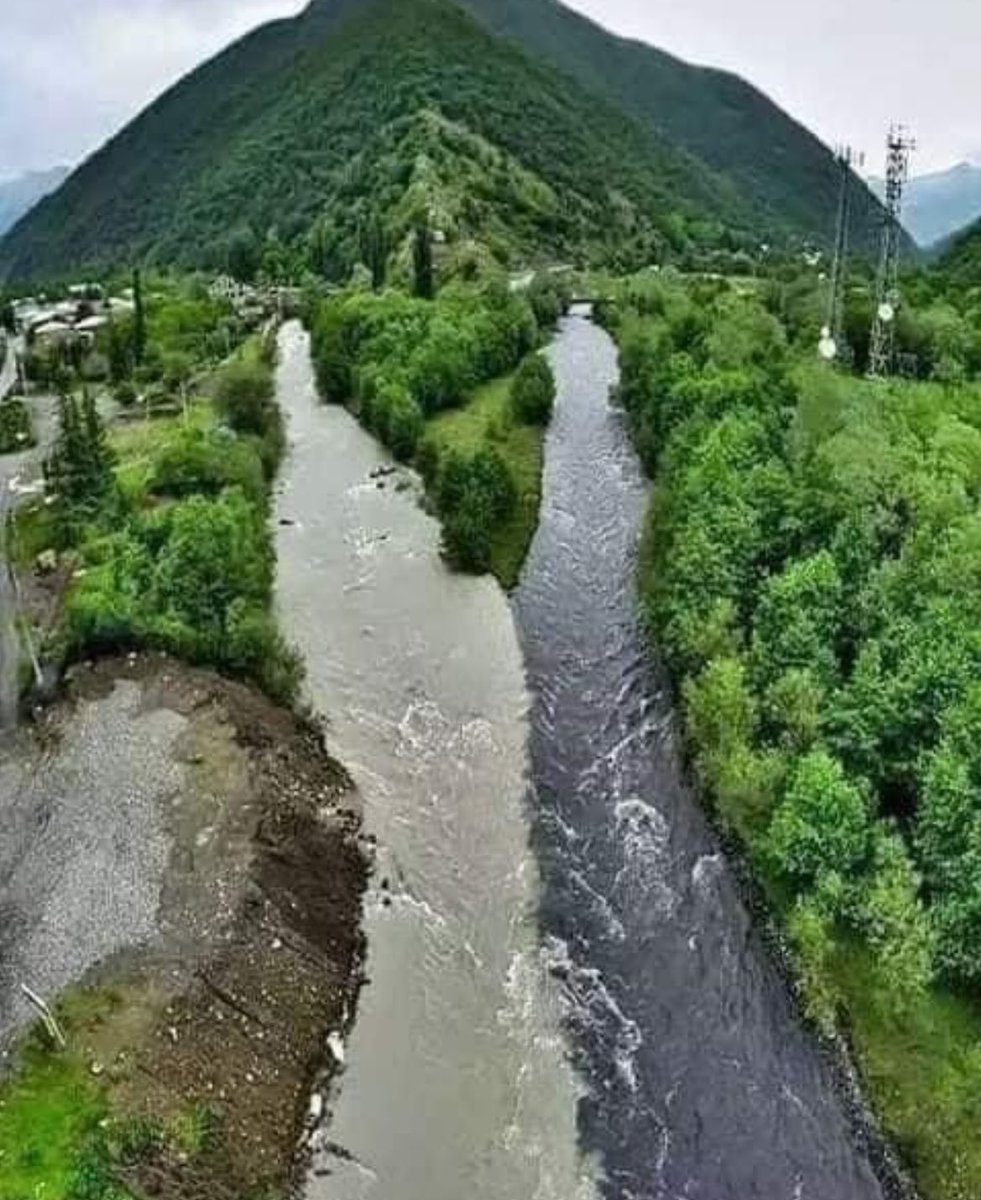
[868,126,915,377]
[820,146,859,363]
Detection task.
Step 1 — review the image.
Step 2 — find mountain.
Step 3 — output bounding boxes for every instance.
[454,0,890,252]
[0,166,70,238]
[0,0,897,283]
[870,162,981,247]
[934,216,981,291]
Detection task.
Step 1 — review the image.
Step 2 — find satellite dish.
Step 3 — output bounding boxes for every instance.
[878,302,895,324]
[819,336,838,361]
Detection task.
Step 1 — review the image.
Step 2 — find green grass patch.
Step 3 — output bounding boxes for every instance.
[110,403,214,506]
[0,1026,108,1200]
[427,374,545,589]
[829,942,981,1200]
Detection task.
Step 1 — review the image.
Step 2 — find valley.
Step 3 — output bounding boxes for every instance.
[2,0,981,1199]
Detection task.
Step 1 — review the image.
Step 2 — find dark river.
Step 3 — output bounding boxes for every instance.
[513,307,886,1199]
[276,311,888,1200]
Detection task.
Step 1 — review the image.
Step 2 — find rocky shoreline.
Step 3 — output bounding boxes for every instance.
[0,654,368,1199]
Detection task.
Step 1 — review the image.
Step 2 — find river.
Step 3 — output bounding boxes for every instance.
[274,321,597,1200]
[274,314,887,1200]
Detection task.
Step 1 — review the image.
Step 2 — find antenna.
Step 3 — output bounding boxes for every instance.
[820,144,858,364]
[868,125,915,378]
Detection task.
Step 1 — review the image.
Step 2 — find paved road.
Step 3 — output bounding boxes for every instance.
[0,388,59,731]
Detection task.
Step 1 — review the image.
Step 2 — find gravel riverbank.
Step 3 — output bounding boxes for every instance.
[0,655,367,1198]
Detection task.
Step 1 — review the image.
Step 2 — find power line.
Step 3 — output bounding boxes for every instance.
[819,145,862,366]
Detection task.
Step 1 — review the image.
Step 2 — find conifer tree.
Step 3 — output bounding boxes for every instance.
[412,221,435,300]
[132,268,147,365]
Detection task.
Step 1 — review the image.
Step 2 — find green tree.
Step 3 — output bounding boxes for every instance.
[767,750,872,897]
[360,210,389,293]
[413,221,435,300]
[132,268,147,366]
[152,490,270,639]
[511,353,556,426]
[917,685,981,983]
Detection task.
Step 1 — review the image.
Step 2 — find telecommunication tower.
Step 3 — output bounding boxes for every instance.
[819,146,861,364]
[868,125,915,377]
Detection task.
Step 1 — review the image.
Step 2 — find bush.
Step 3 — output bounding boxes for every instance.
[437,447,517,573]
[114,381,138,407]
[213,355,283,478]
[214,360,274,437]
[511,353,556,426]
[0,398,35,453]
[766,750,872,898]
[150,426,265,505]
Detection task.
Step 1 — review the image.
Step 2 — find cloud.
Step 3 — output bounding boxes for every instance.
[0,0,305,177]
[1,0,976,180]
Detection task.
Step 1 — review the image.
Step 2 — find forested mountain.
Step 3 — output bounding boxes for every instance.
[934,217,981,292]
[871,161,981,248]
[455,0,891,253]
[0,0,897,283]
[0,166,69,237]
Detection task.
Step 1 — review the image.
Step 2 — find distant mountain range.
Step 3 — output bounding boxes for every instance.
[0,166,71,238]
[0,0,898,283]
[870,161,981,248]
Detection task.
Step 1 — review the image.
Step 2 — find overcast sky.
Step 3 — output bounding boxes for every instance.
[1,0,977,181]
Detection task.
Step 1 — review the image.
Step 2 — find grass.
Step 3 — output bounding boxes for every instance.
[0,999,111,1200]
[0,988,217,1200]
[828,942,981,1200]
[427,373,545,589]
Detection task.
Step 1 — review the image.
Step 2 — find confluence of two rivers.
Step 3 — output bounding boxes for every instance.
[273,313,886,1200]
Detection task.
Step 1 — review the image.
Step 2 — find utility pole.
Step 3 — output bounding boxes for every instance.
[868,126,915,378]
[819,145,862,364]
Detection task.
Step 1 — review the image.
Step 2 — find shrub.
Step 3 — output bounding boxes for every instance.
[214,360,273,437]
[0,398,35,453]
[766,750,873,898]
[150,427,265,505]
[213,356,283,478]
[511,354,556,426]
[437,447,517,573]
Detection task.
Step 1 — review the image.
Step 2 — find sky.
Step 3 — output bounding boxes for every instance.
[1,0,978,182]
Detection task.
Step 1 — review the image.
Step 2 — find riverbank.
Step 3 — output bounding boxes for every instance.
[425,372,544,589]
[306,280,559,591]
[0,654,367,1199]
[604,274,981,1200]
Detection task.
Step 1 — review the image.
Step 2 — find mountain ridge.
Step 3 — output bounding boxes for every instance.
[0,166,71,239]
[0,0,900,282]
[870,161,981,247]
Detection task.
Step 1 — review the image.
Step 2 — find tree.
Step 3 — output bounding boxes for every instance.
[132,268,147,366]
[152,490,269,639]
[511,353,556,426]
[226,225,261,283]
[105,317,133,383]
[767,749,872,898]
[917,685,981,983]
[214,360,274,437]
[437,447,517,573]
[44,390,116,541]
[858,826,934,1003]
[412,220,435,300]
[360,210,389,292]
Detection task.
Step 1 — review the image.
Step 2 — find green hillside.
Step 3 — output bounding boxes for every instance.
[935,217,981,294]
[456,0,897,254]
[0,0,905,284]
[0,0,755,283]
